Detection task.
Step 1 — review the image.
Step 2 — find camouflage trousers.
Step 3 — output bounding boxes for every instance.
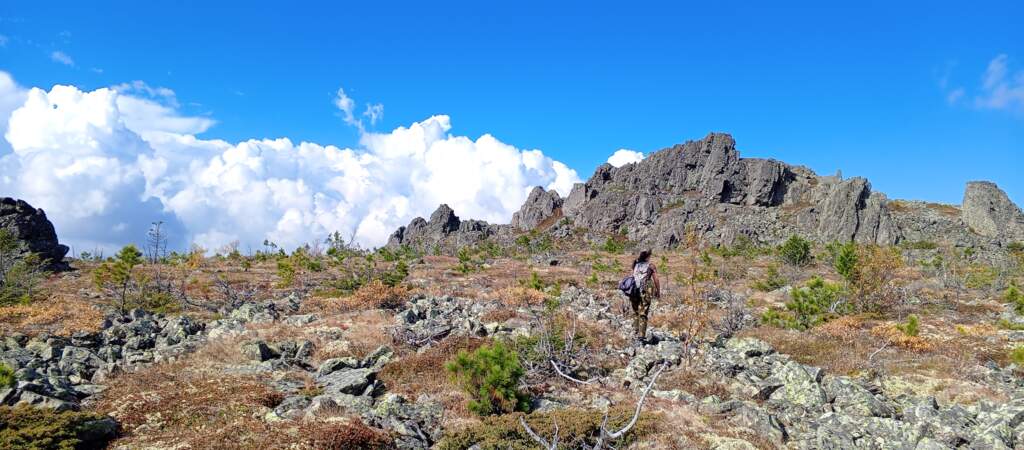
[629,293,652,339]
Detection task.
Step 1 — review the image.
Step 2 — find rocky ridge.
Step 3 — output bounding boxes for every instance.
[388,133,1024,254]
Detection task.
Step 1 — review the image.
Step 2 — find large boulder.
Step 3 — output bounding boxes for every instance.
[0,197,69,271]
[962,181,1024,241]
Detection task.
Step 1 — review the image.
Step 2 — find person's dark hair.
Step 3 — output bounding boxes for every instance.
[633,250,651,268]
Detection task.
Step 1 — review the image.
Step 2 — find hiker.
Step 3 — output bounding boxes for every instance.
[628,249,660,343]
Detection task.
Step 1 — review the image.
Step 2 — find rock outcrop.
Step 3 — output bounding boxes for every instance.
[387,204,506,253]
[510,186,563,231]
[560,133,901,247]
[389,133,1023,252]
[962,181,1024,241]
[0,197,69,271]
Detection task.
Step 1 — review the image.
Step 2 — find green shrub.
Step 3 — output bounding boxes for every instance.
[1006,285,1024,315]
[896,315,920,337]
[600,236,626,254]
[0,363,14,388]
[965,264,998,290]
[380,259,409,287]
[521,271,545,291]
[779,235,813,266]
[761,276,845,330]
[455,247,481,274]
[139,291,181,315]
[714,235,771,259]
[997,319,1024,331]
[0,405,115,450]
[436,407,658,450]
[833,242,858,283]
[903,240,939,250]
[0,229,48,306]
[1007,242,1024,253]
[752,265,787,292]
[1011,346,1024,366]
[276,258,296,287]
[93,245,144,314]
[445,341,529,416]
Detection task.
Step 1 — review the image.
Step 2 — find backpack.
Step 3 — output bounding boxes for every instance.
[618,275,638,297]
[633,261,653,292]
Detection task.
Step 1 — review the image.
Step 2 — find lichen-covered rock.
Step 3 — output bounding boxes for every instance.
[962,181,1024,240]
[767,361,826,410]
[824,377,894,418]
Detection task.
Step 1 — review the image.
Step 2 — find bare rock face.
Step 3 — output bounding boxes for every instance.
[558,133,899,247]
[387,204,505,252]
[0,197,70,271]
[962,181,1024,241]
[510,187,562,231]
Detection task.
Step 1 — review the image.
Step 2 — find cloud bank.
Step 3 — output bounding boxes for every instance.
[607,149,644,167]
[0,73,580,253]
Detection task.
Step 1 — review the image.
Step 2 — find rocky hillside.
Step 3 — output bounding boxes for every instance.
[388,133,1024,254]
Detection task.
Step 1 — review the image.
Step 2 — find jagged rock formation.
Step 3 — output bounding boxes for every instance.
[390,133,1024,252]
[963,181,1024,241]
[386,204,507,252]
[510,186,563,231]
[561,133,899,247]
[0,197,69,271]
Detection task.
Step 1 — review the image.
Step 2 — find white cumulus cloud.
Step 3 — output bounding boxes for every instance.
[0,72,580,253]
[50,51,75,66]
[974,54,1024,113]
[607,149,644,167]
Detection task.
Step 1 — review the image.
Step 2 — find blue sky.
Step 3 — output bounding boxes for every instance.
[0,1,1021,250]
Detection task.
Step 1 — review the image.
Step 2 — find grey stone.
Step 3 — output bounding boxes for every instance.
[267,395,312,421]
[306,393,373,417]
[15,391,78,411]
[962,181,1024,240]
[317,357,360,377]
[767,361,826,410]
[511,186,563,231]
[283,314,319,326]
[240,340,278,362]
[725,337,774,357]
[0,197,69,271]
[362,346,393,370]
[318,368,376,395]
[824,377,894,418]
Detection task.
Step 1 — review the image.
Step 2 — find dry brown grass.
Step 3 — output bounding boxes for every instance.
[659,367,730,400]
[93,358,284,448]
[0,294,105,336]
[479,308,521,323]
[379,336,485,399]
[378,336,486,425]
[743,326,880,376]
[310,310,394,362]
[306,280,409,314]
[493,286,547,308]
[869,324,935,352]
[297,419,395,449]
